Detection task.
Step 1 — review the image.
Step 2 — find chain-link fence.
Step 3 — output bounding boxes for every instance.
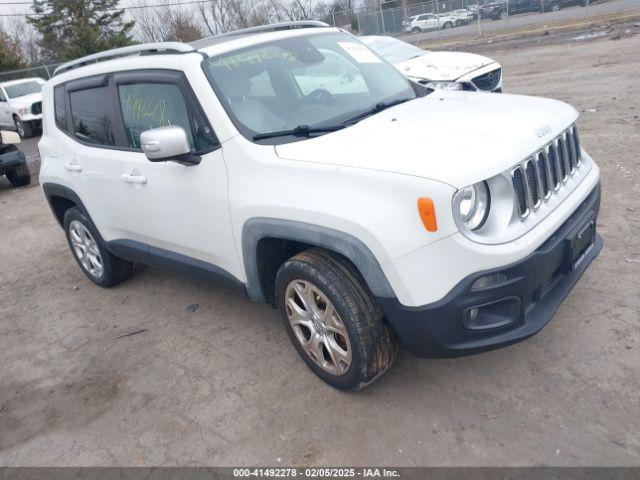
[323,0,634,47]
[0,0,635,82]
[0,63,62,83]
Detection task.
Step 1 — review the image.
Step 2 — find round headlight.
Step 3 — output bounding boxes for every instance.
[455,181,491,231]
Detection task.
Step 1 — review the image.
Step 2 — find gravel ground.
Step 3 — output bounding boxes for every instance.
[0,29,639,467]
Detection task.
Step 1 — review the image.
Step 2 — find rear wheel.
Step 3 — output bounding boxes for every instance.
[443,21,453,29]
[550,2,561,10]
[276,249,397,391]
[63,207,133,287]
[6,162,31,187]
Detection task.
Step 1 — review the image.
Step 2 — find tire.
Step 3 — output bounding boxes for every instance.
[63,207,133,287]
[411,27,421,33]
[443,22,453,29]
[276,248,397,391]
[6,162,31,187]
[13,117,33,138]
[550,2,561,10]
[500,11,508,19]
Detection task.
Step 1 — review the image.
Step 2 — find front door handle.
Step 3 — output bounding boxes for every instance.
[63,162,82,172]
[122,173,147,185]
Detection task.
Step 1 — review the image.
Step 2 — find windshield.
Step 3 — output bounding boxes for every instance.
[203,32,416,143]
[360,36,427,64]
[4,81,42,99]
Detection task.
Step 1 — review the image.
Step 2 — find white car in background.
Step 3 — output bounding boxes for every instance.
[0,77,45,138]
[402,13,456,33]
[448,8,476,26]
[361,35,503,92]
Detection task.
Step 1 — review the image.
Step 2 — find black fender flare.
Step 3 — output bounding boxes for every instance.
[241,218,396,303]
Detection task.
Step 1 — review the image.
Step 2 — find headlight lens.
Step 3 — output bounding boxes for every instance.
[18,107,29,116]
[454,181,491,231]
[425,81,463,91]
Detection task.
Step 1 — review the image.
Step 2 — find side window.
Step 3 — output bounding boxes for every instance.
[117,82,215,152]
[69,86,116,146]
[0,89,5,102]
[54,85,66,130]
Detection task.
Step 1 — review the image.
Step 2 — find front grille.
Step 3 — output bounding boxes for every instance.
[511,124,582,218]
[536,152,550,197]
[472,68,501,91]
[547,145,559,189]
[512,168,528,216]
[525,160,540,207]
[31,101,42,115]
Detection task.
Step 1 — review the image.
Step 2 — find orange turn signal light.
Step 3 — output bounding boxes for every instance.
[417,197,437,232]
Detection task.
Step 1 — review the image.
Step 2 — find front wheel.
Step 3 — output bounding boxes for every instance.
[276,249,397,391]
[13,117,33,138]
[411,27,421,33]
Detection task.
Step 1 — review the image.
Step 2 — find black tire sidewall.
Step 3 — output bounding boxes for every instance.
[6,162,30,187]
[13,118,31,138]
[63,207,111,286]
[276,257,376,391]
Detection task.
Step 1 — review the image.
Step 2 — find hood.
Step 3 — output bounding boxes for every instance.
[395,52,496,82]
[9,92,42,108]
[275,91,578,188]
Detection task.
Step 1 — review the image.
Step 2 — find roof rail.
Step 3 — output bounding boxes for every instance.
[53,42,196,76]
[190,21,330,49]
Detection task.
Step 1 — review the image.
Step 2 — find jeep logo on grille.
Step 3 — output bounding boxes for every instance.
[535,124,552,138]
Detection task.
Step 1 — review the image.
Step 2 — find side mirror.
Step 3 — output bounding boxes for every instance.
[0,130,21,145]
[140,126,200,166]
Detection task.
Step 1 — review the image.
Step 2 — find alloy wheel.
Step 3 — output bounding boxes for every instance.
[69,220,104,279]
[14,119,24,137]
[284,279,352,376]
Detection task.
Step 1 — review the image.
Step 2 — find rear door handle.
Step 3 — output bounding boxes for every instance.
[122,173,147,185]
[63,162,82,172]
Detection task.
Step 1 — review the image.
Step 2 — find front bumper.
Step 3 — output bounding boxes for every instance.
[19,113,42,128]
[377,183,602,358]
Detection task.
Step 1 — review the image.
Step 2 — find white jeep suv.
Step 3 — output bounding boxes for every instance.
[39,22,602,390]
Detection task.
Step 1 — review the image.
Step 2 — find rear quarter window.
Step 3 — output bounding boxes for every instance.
[54,85,66,130]
[69,86,116,146]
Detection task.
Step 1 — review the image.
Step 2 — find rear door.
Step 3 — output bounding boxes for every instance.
[57,75,132,242]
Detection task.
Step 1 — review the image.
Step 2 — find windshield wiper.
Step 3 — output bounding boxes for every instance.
[343,97,414,126]
[253,124,345,141]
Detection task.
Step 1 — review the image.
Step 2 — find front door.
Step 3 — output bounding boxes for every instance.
[110,70,242,282]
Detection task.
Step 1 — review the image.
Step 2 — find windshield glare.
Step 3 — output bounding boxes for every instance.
[360,36,427,64]
[203,32,416,143]
[5,81,42,99]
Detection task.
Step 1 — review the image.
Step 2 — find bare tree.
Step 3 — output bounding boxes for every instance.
[197,0,328,35]
[131,0,203,43]
[1,17,41,65]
